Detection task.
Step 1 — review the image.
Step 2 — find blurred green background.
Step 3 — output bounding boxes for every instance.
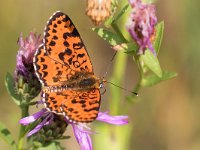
[0,0,200,150]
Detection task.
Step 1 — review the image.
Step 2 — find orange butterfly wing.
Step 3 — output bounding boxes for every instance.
[44,11,93,74]
[34,45,75,86]
[43,89,100,123]
[34,11,101,123]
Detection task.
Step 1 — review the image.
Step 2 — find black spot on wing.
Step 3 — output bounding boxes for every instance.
[40,57,45,62]
[73,42,84,50]
[63,41,69,47]
[57,20,62,24]
[43,71,48,78]
[65,48,72,55]
[68,58,72,65]
[49,41,56,46]
[59,52,64,61]
[52,29,57,33]
[53,35,58,40]
[77,53,85,58]
[42,64,47,70]
[63,28,79,39]
[84,107,99,112]
[53,24,57,28]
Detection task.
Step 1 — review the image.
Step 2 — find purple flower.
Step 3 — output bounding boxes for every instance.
[14,32,42,100]
[15,32,42,79]
[127,0,157,55]
[20,109,128,150]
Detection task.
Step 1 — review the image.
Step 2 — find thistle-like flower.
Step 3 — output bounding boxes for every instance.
[86,0,112,25]
[127,0,157,55]
[20,108,128,150]
[14,32,42,101]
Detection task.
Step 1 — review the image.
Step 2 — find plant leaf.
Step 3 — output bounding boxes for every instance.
[92,28,124,46]
[140,50,162,78]
[0,122,17,150]
[113,3,130,23]
[141,71,177,87]
[36,142,64,150]
[112,43,138,55]
[153,21,164,54]
[5,72,21,105]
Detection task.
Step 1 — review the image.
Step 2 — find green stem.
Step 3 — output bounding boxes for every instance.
[133,55,143,93]
[18,106,29,150]
[109,22,128,115]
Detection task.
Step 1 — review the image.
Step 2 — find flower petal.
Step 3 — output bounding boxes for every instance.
[96,111,129,125]
[72,124,92,150]
[19,109,46,125]
[27,112,53,137]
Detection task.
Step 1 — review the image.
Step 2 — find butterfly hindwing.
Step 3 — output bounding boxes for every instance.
[43,89,101,123]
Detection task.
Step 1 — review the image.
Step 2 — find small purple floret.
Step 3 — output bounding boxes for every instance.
[96,111,128,125]
[72,124,93,150]
[19,109,46,125]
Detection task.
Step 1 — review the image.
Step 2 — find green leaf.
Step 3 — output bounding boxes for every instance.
[92,28,124,46]
[153,21,164,54]
[141,71,177,87]
[0,122,17,150]
[111,42,138,55]
[113,3,130,24]
[35,142,64,150]
[5,72,21,105]
[140,50,163,78]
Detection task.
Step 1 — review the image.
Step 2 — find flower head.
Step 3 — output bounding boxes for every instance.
[86,0,112,25]
[20,108,128,150]
[127,0,157,55]
[15,32,42,78]
[14,32,42,101]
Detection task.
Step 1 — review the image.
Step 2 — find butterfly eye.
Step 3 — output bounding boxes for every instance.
[99,83,104,89]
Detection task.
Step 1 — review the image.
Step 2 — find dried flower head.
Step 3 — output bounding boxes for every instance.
[127,0,157,55]
[86,0,112,25]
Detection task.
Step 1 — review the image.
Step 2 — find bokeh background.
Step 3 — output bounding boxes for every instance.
[0,0,200,150]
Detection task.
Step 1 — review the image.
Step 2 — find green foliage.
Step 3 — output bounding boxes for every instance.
[140,50,163,78]
[141,71,178,87]
[104,3,130,27]
[5,72,21,105]
[0,122,17,150]
[115,43,138,54]
[92,28,124,46]
[113,3,130,24]
[33,142,64,150]
[153,21,164,54]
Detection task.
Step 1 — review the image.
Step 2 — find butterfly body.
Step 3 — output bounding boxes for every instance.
[43,72,101,93]
[33,11,102,123]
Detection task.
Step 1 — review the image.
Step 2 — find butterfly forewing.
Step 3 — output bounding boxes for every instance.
[44,11,93,73]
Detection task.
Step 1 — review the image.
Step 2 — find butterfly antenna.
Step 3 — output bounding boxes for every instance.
[103,51,117,79]
[106,81,138,96]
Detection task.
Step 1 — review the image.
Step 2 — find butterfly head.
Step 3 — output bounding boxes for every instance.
[99,78,107,94]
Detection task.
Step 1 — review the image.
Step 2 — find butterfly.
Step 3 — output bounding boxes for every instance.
[33,11,104,123]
